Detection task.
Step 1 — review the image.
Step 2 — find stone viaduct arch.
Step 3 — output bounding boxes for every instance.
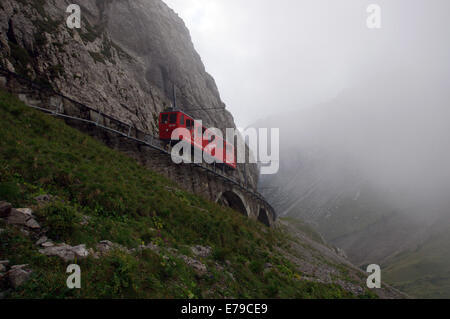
[258,208,271,227]
[216,190,249,217]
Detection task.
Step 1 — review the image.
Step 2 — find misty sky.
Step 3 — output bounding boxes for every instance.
[163,0,450,128]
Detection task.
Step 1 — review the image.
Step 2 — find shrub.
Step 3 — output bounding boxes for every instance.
[37,202,80,240]
[249,259,265,274]
[212,246,232,262]
[0,181,21,203]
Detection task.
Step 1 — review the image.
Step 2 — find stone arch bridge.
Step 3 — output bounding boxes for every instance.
[0,68,277,226]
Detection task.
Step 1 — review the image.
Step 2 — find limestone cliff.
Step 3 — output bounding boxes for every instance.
[0,0,257,187]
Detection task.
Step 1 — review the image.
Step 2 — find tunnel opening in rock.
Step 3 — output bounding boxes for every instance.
[258,208,270,227]
[217,191,248,216]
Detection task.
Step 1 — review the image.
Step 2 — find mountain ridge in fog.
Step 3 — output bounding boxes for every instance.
[259,66,450,219]
[257,67,450,297]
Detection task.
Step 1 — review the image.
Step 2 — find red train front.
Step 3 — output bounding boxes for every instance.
[159,111,237,169]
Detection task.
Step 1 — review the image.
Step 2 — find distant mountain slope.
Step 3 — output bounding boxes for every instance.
[257,69,450,298]
[383,218,450,298]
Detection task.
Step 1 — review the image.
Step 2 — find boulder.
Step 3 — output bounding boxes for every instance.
[34,194,56,206]
[35,236,48,246]
[0,201,12,217]
[72,245,89,258]
[7,208,29,225]
[6,208,41,230]
[41,241,54,247]
[16,208,33,217]
[6,208,39,229]
[39,244,75,262]
[25,218,41,229]
[88,248,100,259]
[96,240,131,255]
[191,245,212,258]
[96,240,114,254]
[39,243,89,262]
[180,255,207,275]
[7,264,32,289]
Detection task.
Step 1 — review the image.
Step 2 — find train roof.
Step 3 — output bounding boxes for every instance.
[160,109,234,148]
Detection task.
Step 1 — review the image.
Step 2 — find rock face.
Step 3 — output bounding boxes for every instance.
[6,265,32,289]
[0,0,258,188]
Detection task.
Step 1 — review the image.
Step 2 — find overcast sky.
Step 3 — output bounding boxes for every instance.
[163,0,450,127]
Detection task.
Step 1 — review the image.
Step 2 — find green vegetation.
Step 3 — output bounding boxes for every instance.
[384,226,450,298]
[0,89,367,298]
[281,217,326,245]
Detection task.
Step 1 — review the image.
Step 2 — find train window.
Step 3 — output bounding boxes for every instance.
[161,114,168,124]
[169,113,177,124]
[180,115,185,125]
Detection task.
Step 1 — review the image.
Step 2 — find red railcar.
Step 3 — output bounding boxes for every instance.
[159,111,236,169]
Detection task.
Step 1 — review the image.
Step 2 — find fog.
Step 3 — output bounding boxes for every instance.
[264,67,450,219]
[164,0,450,127]
[164,0,450,218]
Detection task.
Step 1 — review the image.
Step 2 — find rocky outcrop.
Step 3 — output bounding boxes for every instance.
[0,261,33,290]
[191,245,212,258]
[2,205,41,231]
[38,244,89,262]
[0,0,258,188]
[1,199,219,279]
[6,264,33,289]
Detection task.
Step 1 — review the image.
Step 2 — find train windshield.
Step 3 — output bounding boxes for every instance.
[161,114,169,124]
[169,113,177,124]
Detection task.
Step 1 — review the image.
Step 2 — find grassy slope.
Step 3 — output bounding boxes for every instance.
[0,89,371,299]
[384,226,450,299]
[280,217,326,246]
